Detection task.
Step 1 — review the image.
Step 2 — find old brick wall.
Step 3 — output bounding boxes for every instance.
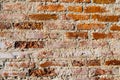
[0,0,120,80]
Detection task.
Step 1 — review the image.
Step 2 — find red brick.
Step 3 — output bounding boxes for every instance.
[110,24,120,31]
[68,6,82,12]
[105,59,120,65]
[14,41,44,49]
[84,6,107,13]
[13,22,43,30]
[87,59,101,66]
[29,14,58,20]
[93,0,116,4]
[72,60,84,66]
[37,4,65,12]
[66,32,88,39]
[67,14,90,21]
[72,68,88,75]
[0,22,11,29]
[29,68,57,77]
[77,23,106,30]
[92,14,119,22]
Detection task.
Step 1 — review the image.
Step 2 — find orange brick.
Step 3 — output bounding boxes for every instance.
[110,24,120,31]
[37,4,65,12]
[68,6,82,12]
[67,14,90,21]
[92,14,119,22]
[29,14,58,20]
[93,0,115,4]
[66,32,88,39]
[77,23,106,30]
[84,6,106,13]
[87,60,101,66]
[105,59,120,65]
[93,33,113,39]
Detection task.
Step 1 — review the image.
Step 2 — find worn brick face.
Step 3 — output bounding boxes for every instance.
[1,0,120,79]
[29,14,58,20]
[13,22,43,30]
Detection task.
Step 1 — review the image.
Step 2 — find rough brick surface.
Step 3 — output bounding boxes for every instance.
[0,0,120,80]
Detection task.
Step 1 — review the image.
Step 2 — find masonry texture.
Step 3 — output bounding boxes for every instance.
[0,0,120,80]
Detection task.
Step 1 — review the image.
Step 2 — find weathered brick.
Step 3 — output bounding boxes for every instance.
[3,3,25,11]
[66,32,88,39]
[29,14,58,20]
[14,41,44,49]
[40,60,68,67]
[105,59,120,65]
[87,59,101,66]
[29,0,57,2]
[29,68,57,77]
[92,14,119,22]
[0,22,11,29]
[68,6,82,12]
[72,60,84,66]
[60,0,90,3]
[37,4,65,12]
[72,68,88,75]
[89,67,119,76]
[84,6,107,13]
[46,40,77,49]
[0,13,27,21]
[44,20,74,30]
[77,23,106,30]
[67,14,90,21]
[93,0,116,4]
[13,22,43,30]
[110,24,120,31]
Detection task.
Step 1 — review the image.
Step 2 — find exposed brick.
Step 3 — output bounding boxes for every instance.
[29,14,58,20]
[46,40,77,49]
[67,14,90,21]
[29,68,57,77]
[40,60,68,67]
[29,0,57,2]
[87,59,101,66]
[66,32,88,39]
[14,41,44,49]
[93,33,113,39]
[105,59,120,65]
[68,6,82,12]
[77,23,106,30]
[26,31,48,39]
[110,24,120,31]
[72,68,88,75]
[37,4,65,12]
[60,0,90,3]
[0,13,27,21]
[72,60,84,66]
[84,6,107,13]
[3,3,25,11]
[92,14,119,22]
[44,20,74,30]
[93,0,116,4]
[13,22,43,30]
[0,22,11,29]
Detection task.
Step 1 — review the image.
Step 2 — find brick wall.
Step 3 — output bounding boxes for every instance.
[0,0,120,80]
